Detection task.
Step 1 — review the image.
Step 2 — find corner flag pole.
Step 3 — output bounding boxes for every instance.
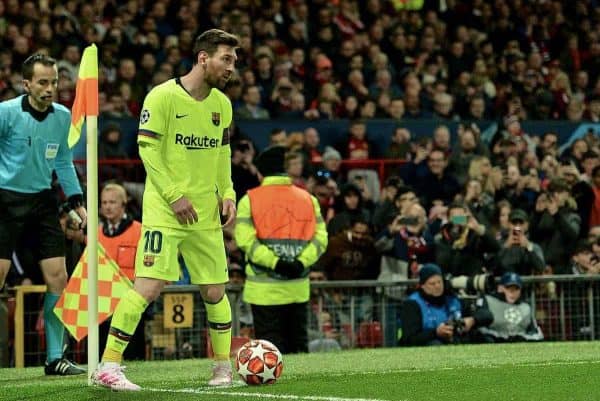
[86,112,99,382]
[67,43,99,383]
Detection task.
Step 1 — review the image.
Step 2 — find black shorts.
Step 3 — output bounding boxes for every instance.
[0,188,65,260]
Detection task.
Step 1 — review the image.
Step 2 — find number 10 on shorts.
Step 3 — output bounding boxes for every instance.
[163,293,194,328]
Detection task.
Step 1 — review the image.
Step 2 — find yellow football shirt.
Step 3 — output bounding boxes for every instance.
[137,78,235,229]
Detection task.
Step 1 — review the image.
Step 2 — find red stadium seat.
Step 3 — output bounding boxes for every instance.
[356,322,383,348]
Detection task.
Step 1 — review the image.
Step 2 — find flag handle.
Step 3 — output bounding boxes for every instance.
[86,115,99,383]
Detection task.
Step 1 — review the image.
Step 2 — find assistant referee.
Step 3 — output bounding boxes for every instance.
[0,54,87,375]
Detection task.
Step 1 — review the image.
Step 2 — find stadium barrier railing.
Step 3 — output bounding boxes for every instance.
[5,275,600,367]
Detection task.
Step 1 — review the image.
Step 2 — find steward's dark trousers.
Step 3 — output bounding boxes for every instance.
[251,302,308,354]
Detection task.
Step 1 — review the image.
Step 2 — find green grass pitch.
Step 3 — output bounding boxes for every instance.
[1,342,599,401]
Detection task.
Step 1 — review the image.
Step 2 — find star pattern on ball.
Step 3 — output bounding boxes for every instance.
[236,340,283,385]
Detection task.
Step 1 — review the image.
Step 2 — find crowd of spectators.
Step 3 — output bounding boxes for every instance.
[2,0,600,350]
[1,0,600,124]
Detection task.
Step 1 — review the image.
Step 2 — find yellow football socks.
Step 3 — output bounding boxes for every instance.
[205,295,232,361]
[102,289,148,363]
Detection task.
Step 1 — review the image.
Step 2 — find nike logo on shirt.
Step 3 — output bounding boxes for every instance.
[176,114,188,119]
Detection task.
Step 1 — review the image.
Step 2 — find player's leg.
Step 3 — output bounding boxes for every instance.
[101,278,161,364]
[94,225,180,391]
[182,228,232,386]
[37,189,85,375]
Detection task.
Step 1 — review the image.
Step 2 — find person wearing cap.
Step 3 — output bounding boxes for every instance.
[495,208,545,276]
[569,240,600,275]
[398,263,477,346]
[530,177,581,273]
[473,272,544,343]
[235,145,328,354]
[321,146,342,183]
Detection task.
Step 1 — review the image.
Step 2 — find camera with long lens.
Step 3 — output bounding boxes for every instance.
[445,273,494,294]
[446,316,466,336]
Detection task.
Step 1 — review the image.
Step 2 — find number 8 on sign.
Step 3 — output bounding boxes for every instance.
[163,293,194,328]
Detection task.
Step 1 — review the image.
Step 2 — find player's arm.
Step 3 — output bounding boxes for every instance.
[216,97,235,203]
[234,195,278,269]
[296,195,328,268]
[137,90,184,205]
[55,114,85,222]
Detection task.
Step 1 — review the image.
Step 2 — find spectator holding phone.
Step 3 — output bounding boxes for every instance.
[434,202,500,276]
[495,209,545,276]
[376,203,435,283]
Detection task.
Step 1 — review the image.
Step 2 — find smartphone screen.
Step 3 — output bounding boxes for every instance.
[450,215,467,225]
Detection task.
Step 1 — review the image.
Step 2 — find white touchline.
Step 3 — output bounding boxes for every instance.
[146,386,397,401]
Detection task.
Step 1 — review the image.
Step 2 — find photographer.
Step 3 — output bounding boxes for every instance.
[529,178,580,274]
[434,202,500,277]
[473,272,544,343]
[398,264,478,346]
[495,209,545,276]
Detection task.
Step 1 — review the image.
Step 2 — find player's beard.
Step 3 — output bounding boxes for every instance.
[208,74,229,90]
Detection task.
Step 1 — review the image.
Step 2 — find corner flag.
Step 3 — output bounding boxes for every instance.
[68,44,99,148]
[54,244,133,341]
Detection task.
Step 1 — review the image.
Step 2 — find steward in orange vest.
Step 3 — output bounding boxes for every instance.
[99,218,141,281]
[235,146,328,353]
[98,183,146,360]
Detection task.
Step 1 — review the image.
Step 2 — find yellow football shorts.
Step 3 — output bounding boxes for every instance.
[134,225,228,284]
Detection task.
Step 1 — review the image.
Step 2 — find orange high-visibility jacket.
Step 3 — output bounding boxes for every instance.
[98,220,142,281]
[236,176,328,305]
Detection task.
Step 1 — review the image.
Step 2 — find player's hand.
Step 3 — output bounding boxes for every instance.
[171,196,198,225]
[221,198,237,228]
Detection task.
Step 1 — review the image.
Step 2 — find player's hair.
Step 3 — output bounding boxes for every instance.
[102,183,128,206]
[22,54,56,80]
[192,29,239,64]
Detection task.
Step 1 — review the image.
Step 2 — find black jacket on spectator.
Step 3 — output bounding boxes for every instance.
[570,181,595,238]
[494,242,545,276]
[401,161,460,210]
[529,206,581,274]
[494,186,536,214]
[434,225,500,276]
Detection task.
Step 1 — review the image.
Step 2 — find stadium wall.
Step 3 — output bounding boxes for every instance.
[71,117,600,160]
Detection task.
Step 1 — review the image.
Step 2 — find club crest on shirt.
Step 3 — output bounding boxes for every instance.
[140,109,150,125]
[211,112,220,126]
[143,255,155,267]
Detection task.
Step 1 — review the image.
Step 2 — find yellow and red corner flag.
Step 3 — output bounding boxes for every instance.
[54,244,132,341]
[68,44,99,148]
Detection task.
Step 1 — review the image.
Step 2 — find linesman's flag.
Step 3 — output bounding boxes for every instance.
[54,244,132,341]
[68,44,99,148]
